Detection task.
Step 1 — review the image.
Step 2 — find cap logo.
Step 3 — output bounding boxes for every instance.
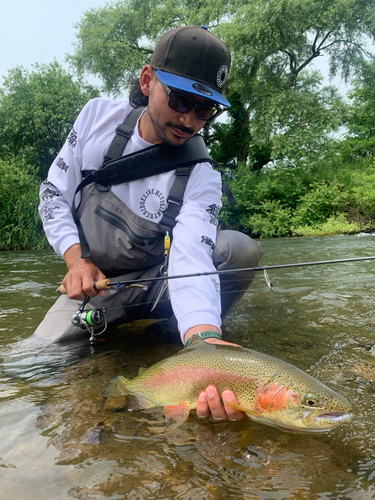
[193,83,213,96]
[216,65,228,89]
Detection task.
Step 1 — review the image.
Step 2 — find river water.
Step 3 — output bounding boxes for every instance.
[1,234,375,499]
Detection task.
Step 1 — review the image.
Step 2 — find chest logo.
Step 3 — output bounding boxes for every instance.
[139,189,166,220]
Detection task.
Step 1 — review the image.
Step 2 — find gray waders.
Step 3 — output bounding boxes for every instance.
[34,107,263,342]
[34,229,263,342]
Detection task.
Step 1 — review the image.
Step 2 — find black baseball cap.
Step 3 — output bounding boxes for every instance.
[150,25,231,108]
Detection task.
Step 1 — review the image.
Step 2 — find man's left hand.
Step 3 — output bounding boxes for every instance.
[184,327,246,421]
[197,338,246,421]
[196,386,246,421]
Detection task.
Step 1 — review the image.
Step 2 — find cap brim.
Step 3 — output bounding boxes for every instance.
[156,69,231,108]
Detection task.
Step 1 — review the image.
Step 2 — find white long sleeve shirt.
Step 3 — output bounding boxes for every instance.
[39,98,222,340]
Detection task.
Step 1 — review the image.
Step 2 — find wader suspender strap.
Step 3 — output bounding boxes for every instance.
[71,107,213,258]
[103,107,144,163]
[158,166,194,233]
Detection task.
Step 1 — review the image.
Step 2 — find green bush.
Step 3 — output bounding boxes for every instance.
[0,158,48,250]
[291,179,348,227]
[348,161,375,218]
[219,164,351,237]
[293,214,368,237]
[246,200,293,238]
[219,162,315,233]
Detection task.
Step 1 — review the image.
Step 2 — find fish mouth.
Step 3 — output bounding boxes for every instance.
[246,410,353,433]
[285,409,354,432]
[316,411,353,424]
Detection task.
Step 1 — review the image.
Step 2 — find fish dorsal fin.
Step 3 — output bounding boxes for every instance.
[186,334,212,349]
[138,367,147,376]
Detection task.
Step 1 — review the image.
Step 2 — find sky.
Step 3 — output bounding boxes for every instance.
[1,0,106,83]
[1,0,351,97]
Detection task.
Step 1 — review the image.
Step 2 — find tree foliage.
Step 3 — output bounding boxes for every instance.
[0,61,100,180]
[340,58,375,157]
[1,0,375,248]
[69,0,374,169]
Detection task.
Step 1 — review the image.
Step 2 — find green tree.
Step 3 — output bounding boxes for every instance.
[0,61,100,179]
[68,0,374,169]
[341,59,375,157]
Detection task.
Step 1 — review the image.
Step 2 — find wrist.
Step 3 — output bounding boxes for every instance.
[184,330,222,348]
[64,244,92,269]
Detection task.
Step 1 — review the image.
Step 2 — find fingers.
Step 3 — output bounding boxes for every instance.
[196,391,211,418]
[62,274,86,300]
[196,386,246,421]
[197,386,227,420]
[63,262,106,300]
[222,390,246,421]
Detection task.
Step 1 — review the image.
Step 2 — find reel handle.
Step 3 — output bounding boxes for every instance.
[57,279,111,295]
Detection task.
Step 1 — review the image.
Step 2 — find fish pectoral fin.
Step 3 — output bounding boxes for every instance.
[127,395,156,410]
[164,402,191,427]
[226,400,263,418]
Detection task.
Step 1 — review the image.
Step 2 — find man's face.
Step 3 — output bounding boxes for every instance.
[146,74,209,147]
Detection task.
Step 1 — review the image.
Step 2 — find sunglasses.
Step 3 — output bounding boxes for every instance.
[155,73,225,122]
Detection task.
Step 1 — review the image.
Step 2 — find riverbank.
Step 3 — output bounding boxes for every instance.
[1,154,375,250]
[292,214,374,237]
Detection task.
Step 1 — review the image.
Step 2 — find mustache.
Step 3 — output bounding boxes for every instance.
[166,122,195,135]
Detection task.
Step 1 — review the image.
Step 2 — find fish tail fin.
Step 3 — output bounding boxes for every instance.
[102,375,130,398]
[165,402,191,427]
[148,402,191,435]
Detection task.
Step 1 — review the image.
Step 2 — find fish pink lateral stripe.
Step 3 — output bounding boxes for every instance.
[141,365,254,389]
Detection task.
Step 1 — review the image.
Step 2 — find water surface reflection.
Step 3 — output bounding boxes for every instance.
[1,235,375,499]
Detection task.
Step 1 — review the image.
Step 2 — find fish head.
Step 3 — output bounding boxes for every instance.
[248,377,353,432]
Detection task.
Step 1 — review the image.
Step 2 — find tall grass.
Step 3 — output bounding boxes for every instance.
[0,159,49,250]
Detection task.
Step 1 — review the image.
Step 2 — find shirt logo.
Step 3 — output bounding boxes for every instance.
[56,156,69,172]
[201,235,216,251]
[67,127,78,148]
[204,204,219,226]
[139,189,166,220]
[40,181,60,221]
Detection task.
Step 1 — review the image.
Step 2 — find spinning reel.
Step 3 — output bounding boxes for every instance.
[71,295,107,343]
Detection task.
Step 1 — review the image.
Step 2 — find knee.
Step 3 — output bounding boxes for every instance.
[213,230,264,269]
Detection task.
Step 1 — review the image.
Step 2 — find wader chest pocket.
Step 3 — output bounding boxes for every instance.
[94,205,158,248]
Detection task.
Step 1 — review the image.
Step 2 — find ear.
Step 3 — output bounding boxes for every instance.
[140,65,155,97]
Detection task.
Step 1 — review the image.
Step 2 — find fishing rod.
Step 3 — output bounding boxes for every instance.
[57,255,375,342]
[58,255,375,294]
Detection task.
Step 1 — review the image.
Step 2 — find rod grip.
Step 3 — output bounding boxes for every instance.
[57,279,111,295]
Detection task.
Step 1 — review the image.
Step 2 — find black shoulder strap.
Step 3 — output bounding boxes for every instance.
[222,181,236,206]
[103,107,145,164]
[158,166,194,233]
[81,134,211,188]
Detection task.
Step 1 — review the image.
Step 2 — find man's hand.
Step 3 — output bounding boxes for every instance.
[184,325,247,421]
[63,244,106,300]
[196,386,246,421]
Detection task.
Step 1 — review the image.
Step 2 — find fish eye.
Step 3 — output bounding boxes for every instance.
[304,394,319,407]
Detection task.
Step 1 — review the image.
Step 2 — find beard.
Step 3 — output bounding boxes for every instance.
[147,92,195,147]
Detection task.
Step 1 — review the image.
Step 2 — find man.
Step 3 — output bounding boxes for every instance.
[36,26,263,420]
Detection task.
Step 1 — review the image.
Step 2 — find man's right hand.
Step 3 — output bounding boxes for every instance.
[62,244,106,300]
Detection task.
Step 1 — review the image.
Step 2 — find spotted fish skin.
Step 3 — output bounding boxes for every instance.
[103,335,353,432]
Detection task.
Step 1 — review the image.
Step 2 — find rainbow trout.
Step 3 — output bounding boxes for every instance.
[103,335,353,432]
